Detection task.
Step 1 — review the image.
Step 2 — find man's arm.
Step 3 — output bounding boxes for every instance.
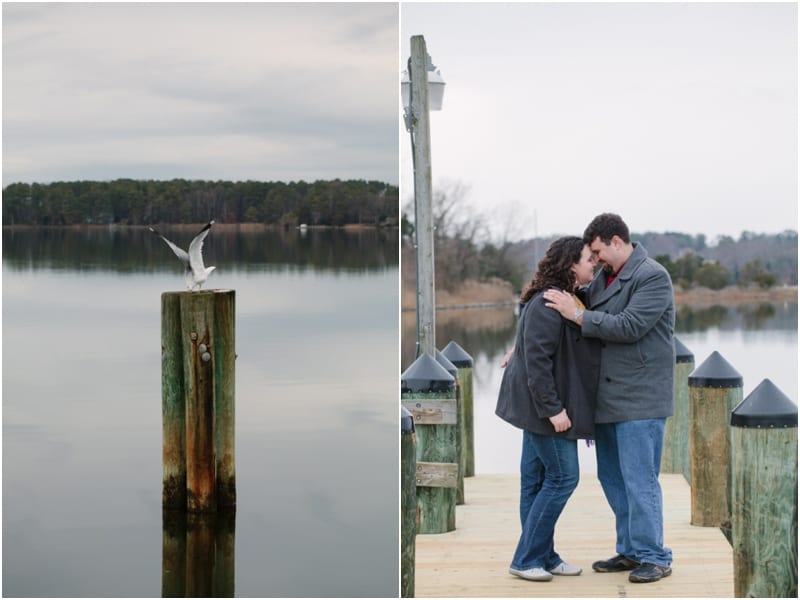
[544,269,672,343]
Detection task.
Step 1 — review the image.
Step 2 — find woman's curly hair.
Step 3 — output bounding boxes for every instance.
[520,236,585,303]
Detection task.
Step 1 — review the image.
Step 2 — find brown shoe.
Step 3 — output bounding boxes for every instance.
[591,554,639,572]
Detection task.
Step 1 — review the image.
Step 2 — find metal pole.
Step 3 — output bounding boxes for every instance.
[409,35,436,358]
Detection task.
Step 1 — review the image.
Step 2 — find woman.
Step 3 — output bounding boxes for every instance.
[495,236,600,582]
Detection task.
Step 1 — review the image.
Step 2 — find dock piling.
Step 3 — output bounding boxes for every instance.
[442,341,475,479]
[662,337,694,483]
[162,289,236,513]
[688,350,742,528]
[730,379,797,598]
[401,352,458,534]
[401,406,417,598]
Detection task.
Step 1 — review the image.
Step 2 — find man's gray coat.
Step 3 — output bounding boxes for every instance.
[582,242,676,423]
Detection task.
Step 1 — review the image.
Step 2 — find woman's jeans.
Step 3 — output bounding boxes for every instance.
[595,419,673,567]
[511,431,579,570]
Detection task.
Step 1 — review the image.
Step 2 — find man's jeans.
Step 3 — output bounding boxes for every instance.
[511,430,579,570]
[595,419,673,567]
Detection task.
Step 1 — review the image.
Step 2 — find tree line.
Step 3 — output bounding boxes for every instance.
[402,185,797,293]
[2,178,399,227]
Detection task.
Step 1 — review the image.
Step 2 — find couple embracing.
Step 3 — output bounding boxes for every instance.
[496,213,676,585]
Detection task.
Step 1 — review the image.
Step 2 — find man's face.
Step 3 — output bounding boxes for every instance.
[589,236,616,274]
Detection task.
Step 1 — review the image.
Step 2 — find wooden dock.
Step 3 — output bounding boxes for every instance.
[414,473,733,597]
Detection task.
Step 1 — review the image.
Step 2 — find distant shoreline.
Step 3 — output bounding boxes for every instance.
[401,278,798,311]
[2,222,397,232]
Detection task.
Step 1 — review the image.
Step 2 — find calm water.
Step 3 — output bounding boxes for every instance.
[3,226,399,597]
[402,299,798,474]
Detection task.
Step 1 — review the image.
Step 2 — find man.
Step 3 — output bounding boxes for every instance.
[543,213,675,584]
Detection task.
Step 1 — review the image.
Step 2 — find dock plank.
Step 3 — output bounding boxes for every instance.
[414,473,733,597]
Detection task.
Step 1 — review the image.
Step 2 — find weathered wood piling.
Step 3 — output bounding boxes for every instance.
[401,406,417,599]
[435,349,463,505]
[730,379,797,598]
[688,350,742,528]
[442,341,475,479]
[662,336,694,482]
[162,290,236,513]
[401,352,457,534]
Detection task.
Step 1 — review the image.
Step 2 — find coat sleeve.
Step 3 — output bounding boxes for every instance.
[521,297,564,419]
[582,265,672,343]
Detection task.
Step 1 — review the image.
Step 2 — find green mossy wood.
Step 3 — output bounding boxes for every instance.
[662,358,694,483]
[162,290,236,513]
[402,391,458,534]
[401,422,417,598]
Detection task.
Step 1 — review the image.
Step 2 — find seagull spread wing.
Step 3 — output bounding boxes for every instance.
[149,227,189,264]
[188,220,215,279]
[150,221,215,290]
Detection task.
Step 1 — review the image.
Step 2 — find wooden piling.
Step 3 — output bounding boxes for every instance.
[442,341,475,478]
[162,289,236,513]
[401,353,458,534]
[162,293,187,510]
[662,337,694,483]
[688,351,742,528]
[436,350,463,505]
[401,407,417,598]
[730,379,798,598]
[212,291,236,508]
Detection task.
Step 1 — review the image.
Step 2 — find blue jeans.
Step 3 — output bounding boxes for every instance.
[595,419,673,567]
[511,431,579,570]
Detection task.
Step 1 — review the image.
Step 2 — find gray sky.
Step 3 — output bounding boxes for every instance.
[400,2,798,243]
[3,2,399,185]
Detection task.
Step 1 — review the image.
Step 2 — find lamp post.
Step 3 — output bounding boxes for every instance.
[402,35,445,359]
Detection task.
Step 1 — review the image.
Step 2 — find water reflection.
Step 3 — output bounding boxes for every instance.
[2,226,398,273]
[676,302,794,332]
[3,228,399,596]
[162,510,235,598]
[402,301,798,368]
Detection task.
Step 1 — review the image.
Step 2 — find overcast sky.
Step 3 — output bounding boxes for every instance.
[400,2,798,243]
[3,2,399,186]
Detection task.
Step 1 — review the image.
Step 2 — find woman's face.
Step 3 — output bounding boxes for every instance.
[571,244,596,287]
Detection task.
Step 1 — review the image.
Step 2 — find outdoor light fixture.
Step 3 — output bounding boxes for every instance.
[402,54,445,131]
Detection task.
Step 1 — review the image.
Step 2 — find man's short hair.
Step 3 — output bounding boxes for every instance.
[583,213,631,245]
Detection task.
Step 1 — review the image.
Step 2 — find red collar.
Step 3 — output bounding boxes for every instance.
[605,261,627,288]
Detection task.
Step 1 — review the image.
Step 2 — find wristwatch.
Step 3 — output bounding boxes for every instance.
[573,308,584,323]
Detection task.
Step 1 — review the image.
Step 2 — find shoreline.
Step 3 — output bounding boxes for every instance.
[2,222,397,232]
[401,280,798,311]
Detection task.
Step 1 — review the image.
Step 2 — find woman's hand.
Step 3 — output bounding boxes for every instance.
[549,408,572,432]
[500,347,514,368]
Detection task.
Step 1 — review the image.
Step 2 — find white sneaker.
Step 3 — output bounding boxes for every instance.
[509,566,554,581]
[549,562,583,576]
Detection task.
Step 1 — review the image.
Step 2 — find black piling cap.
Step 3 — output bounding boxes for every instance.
[674,336,694,364]
[442,340,474,368]
[401,352,455,393]
[435,349,458,379]
[688,351,743,388]
[401,406,415,434]
[730,379,798,429]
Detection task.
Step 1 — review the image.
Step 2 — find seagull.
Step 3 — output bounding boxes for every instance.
[149,220,216,291]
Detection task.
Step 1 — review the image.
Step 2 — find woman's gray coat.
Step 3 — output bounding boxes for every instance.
[496,291,600,440]
[581,243,676,423]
